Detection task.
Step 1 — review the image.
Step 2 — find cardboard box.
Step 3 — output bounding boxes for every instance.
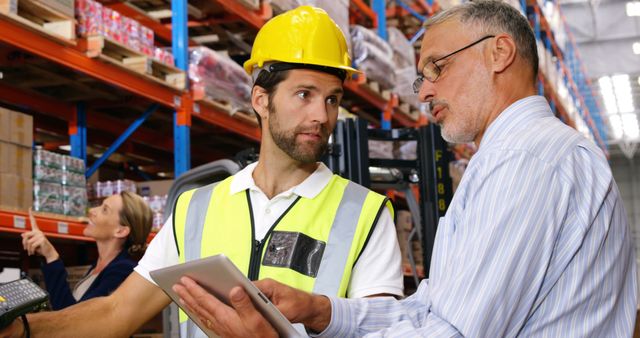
[0,174,33,210]
[136,180,173,197]
[0,108,12,143]
[0,142,32,178]
[0,108,33,147]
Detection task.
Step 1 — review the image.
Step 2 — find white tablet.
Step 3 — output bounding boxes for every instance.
[150,254,304,338]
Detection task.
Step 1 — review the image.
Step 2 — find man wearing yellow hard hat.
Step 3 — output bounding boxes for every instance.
[157,5,403,336]
[0,6,403,338]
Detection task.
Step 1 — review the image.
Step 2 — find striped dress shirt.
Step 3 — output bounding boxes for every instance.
[318,96,637,337]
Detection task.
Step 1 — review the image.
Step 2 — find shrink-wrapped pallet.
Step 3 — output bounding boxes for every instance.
[388,27,420,108]
[189,47,252,112]
[351,25,396,90]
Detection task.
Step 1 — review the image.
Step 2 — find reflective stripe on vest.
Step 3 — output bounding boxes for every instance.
[175,186,214,338]
[174,175,390,338]
[312,181,368,295]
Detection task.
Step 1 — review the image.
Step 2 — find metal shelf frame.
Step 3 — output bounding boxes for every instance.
[0,2,270,178]
[528,0,608,154]
[0,0,433,234]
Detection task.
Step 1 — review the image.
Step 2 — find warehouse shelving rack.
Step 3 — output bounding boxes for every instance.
[0,0,604,306]
[0,0,436,266]
[527,0,608,154]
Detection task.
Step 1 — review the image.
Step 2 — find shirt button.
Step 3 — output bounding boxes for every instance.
[265,208,271,214]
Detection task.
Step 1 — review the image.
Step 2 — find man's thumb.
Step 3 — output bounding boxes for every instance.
[230,287,249,306]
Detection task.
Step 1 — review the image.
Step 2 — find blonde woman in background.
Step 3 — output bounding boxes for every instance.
[21,191,153,310]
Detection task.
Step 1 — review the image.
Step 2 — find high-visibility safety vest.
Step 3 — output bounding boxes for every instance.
[173,174,392,338]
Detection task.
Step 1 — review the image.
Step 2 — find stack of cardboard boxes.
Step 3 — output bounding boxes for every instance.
[0,108,33,210]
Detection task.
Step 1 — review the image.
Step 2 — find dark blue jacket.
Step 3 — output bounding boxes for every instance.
[41,249,136,310]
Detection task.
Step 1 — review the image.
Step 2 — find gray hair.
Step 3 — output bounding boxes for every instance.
[425,0,539,81]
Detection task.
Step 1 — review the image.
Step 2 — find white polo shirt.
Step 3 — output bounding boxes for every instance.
[135,162,403,298]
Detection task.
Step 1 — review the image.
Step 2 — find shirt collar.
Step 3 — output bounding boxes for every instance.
[478,95,553,150]
[229,161,334,199]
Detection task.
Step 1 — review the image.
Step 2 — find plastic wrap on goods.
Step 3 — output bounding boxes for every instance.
[269,0,302,12]
[351,25,393,61]
[63,186,88,217]
[188,47,252,112]
[394,66,421,108]
[351,25,396,90]
[388,27,415,69]
[143,195,168,231]
[33,149,88,215]
[34,182,63,214]
[93,179,137,198]
[76,0,103,37]
[388,27,421,108]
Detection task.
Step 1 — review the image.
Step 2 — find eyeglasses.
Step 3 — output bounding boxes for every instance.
[412,35,495,94]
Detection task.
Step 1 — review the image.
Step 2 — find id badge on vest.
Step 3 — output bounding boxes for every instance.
[262,231,326,277]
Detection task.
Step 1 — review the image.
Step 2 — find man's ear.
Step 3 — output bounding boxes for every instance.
[491,34,517,73]
[252,86,269,120]
[114,225,131,239]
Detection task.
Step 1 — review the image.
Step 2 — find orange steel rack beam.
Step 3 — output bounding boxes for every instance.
[0,17,265,141]
[0,209,93,242]
[213,0,270,30]
[195,103,261,142]
[0,209,157,242]
[351,0,378,27]
[344,79,423,128]
[0,18,179,108]
[0,83,173,151]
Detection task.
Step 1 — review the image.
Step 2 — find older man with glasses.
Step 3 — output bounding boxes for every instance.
[174,1,637,337]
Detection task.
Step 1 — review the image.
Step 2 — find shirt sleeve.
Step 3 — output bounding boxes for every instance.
[41,259,77,310]
[320,149,573,337]
[347,207,404,298]
[317,281,461,338]
[134,214,179,284]
[80,258,135,302]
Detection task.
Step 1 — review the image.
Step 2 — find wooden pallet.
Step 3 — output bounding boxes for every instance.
[78,35,148,74]
[78,35,186,90]
[397,102,421,122]
[0,0,75,41]
[197,97,259,126]
[99,37,149,74]
[149,59,186,91]
[355,78,395,104]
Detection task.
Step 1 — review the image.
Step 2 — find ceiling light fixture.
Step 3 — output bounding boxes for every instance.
[628,1,640,16]
[611,75,634,114]
[609,115,623,139]
[599,76,618,114]
[633,42,640,55]
[622,114,639,139]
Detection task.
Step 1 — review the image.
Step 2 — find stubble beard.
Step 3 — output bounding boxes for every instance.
[268,107,329,163]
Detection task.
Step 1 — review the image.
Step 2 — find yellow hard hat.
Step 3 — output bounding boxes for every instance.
[243,6,359,79]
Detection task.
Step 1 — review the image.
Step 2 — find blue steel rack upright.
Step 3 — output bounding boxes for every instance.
[172,0,191,177]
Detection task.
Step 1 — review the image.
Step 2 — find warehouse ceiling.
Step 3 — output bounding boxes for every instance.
[560,0,640,157]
